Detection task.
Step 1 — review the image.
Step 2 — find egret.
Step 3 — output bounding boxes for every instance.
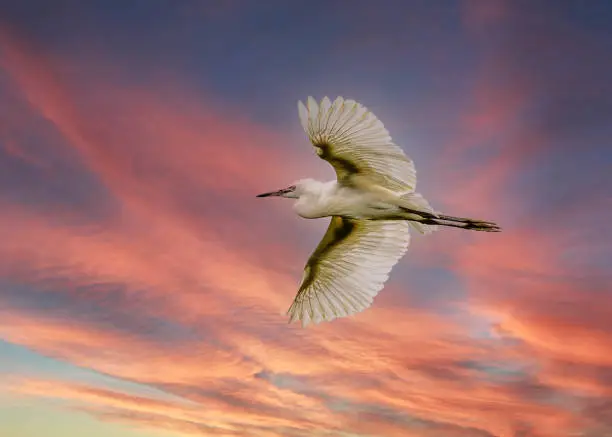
[257,96,500,327]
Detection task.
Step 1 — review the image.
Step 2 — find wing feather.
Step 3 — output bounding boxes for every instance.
[298,96,417,192]
[287,217,410,326]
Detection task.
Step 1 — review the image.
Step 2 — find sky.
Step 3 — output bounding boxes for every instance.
[0,0,611,436]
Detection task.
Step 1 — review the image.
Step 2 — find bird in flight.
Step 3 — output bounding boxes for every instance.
[257,96,500,327]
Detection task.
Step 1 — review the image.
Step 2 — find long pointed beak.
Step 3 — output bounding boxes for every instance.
[256,190,283,198]
[256,185,296,198]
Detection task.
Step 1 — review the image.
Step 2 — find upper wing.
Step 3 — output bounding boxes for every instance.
[298,96,417,192]
[287,216,410,326]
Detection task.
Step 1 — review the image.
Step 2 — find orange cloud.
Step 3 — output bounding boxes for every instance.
[2,293,590,437]
[7,378,332,435]
[442,163,612,435]
[0,201,294,325]
[0,311,257,385]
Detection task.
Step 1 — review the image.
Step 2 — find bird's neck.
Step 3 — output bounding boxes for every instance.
[293,181,338,219]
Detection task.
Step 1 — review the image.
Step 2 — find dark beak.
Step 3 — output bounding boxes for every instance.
[256,185,295,198]
[255,191,282,197]
[256,190,283,198]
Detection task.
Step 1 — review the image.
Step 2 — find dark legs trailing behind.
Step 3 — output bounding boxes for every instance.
[399,207,501,232]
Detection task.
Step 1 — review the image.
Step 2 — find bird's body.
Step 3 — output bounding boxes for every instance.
[293,180,423,221]
[292,180,373,219]
[257,96,500,327]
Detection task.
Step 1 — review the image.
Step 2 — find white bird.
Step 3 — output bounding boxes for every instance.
[257,96,500,327]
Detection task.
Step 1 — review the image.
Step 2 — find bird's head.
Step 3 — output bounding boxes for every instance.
[256,178,322,199]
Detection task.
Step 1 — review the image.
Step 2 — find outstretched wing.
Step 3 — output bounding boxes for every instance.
[287,217,410,326]
[298,96,417,193]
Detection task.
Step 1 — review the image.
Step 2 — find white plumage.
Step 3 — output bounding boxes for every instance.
[256,96,500,327]
[286,219,410,326]
[298,96,417,193]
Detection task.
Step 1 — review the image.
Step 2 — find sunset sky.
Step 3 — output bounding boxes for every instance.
[1,1,611,436]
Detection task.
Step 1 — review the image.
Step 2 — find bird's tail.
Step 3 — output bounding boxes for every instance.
[398,192,500,233]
